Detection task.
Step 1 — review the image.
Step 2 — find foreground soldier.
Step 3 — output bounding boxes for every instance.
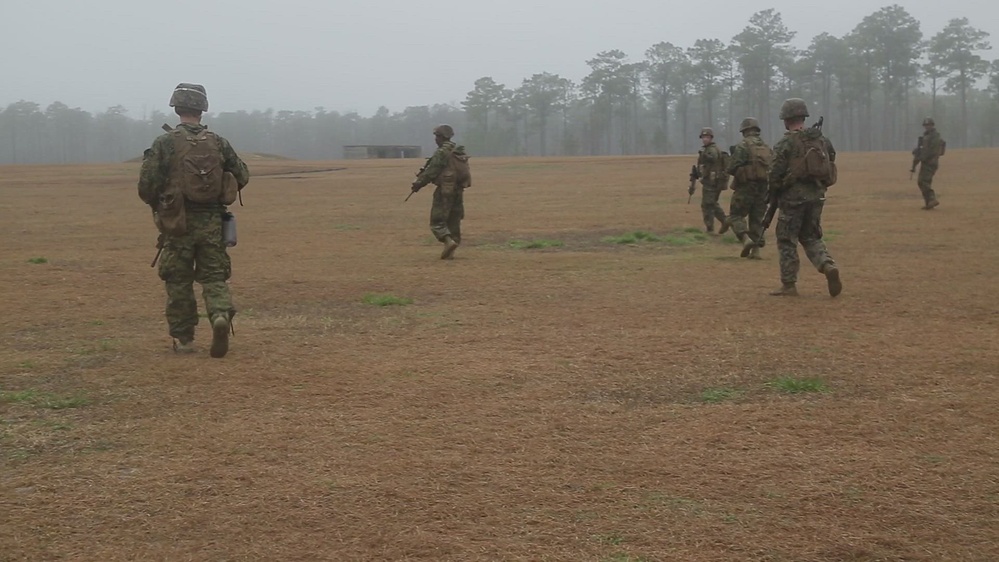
[410,125,472,259]
[768,98,842,297]
[726,117,771,259]
[915,117,944,210]
[138,83,250,356]
[694,128,730,234]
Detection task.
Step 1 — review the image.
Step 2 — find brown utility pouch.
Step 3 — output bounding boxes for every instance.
[154,185,187,236]
[221,171,239,205]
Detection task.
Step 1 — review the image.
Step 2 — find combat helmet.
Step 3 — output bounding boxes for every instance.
[778,98,809,120]
[433,124,455,139]
[739,117,761,133]
[169,83,208,112]
[922,117,935,127]
[699,127,714,138]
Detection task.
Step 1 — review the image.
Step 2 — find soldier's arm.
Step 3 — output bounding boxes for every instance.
[137,136,170,208]
[768,139,789,193]
[825,137,837,163]
[727,144,748,174]
[414,143,453,187]
[218,136,250,188]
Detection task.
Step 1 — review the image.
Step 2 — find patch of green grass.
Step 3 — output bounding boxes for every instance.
[682,226,703,234]
[333,224,361,231]
[602,554,648,562]
[594,533,625,546]
[661,230,709,246]
[699,387,743,403]
[508,239,564,250]
[362,293,413,307]
[18,360,36,370]
[0,389,90,409]
[824,229,842,242]
[766,376,829,394]
[720,233,743,245]
[27,257,48,264]
[90,320,105,326]
[602,230,662,245]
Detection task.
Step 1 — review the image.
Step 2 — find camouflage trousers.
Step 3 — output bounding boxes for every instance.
[728,182,767,243]
[775,199,836,285]
[157,210,234,341]
[701,184,727,231]
[430,184,464,243]
[917,163,938,204]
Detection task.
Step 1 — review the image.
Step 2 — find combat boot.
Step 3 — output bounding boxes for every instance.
[823,265,843,297]
[749,246,762,260]
[210,314,230,358]
[173,338,196,354]
[718,218,730,235]
[926,199,939,210]
[441,236,459,260]
[769,283,798,296]
[740,237,756,258]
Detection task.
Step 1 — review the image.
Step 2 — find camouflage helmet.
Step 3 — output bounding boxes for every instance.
[699,127,714,138]
[778,98,809,120]
[169,83,208,112]
[922,117,935,126]
[739,117,761,133]
[433,124,455,139]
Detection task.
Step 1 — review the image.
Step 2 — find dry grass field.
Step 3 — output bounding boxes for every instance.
[1,149,997,561]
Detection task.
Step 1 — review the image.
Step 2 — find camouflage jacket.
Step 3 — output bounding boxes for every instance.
[727,133,771,188]
[138,123,250,210]
[697,142,726,186]
[919,128,943,167]
[414,141,468,188]
[768,128,837,204]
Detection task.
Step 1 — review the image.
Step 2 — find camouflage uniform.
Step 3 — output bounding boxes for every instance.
[726,119,771,257]
[413,125,470,259]
[696,131,729,232]
[916,118,943,209]
[769,98,840,297]
[138,112,249,347]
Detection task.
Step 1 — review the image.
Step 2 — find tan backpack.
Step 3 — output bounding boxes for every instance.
[741,142,772,182]
[450,150,472,188]
[788,130,836,187]
[169,129,227,204]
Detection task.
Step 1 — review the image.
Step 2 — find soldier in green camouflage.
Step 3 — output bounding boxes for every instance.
[411,124,471,259]
[726,117,771,259]
[915,117,944,210]
[138,83,250,356]
[768,98,842,298]
[694,127,729,234]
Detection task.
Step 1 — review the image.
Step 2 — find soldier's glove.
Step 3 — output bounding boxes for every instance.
[411,181,423,192]
[688,186,695,196]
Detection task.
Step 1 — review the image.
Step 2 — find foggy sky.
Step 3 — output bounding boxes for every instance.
[2,0,996,118]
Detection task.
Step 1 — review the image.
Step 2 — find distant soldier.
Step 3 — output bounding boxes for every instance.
[410,124,472,259]
[914,117,944,210]
[138,83,250,356]
[767,98,842,297]
[693,127,729,234]
[726,117,771,259]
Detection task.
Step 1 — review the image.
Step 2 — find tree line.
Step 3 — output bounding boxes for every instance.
[1,6,997,165]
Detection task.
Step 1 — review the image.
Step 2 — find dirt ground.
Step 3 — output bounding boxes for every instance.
[1,149,997,562]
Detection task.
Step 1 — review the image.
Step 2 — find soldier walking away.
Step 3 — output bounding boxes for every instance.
[137,83,250,357]
[914,117,944,210]
[767,98,842,298]
[726,117,771,259]
[409,125,472,259]
[694,128,729,234]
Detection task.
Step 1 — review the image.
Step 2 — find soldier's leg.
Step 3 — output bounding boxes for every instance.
[799,201,842,296]
[188,212,234,357]
[774,202,804,291]
[728,189,751,241]
[447,189,464,245]
[158,236,198,344]
[917,165,938,207]
[701,187,720,231]
[430,185,456,242]
[748,185,768,245]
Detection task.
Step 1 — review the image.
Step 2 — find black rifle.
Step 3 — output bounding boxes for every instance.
[406,154,435,201]
[910,136,923,180]
[687,165,700,203]
[761,116,824,235]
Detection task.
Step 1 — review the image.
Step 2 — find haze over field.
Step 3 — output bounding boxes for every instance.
[2,0,995,115]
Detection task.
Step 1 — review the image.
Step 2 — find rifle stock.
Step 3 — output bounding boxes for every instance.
[910,136,922,179]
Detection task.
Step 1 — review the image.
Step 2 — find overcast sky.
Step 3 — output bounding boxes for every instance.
[2,0,996,118]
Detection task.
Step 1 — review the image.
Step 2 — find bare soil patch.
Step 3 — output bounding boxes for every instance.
[2,151,997,561]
